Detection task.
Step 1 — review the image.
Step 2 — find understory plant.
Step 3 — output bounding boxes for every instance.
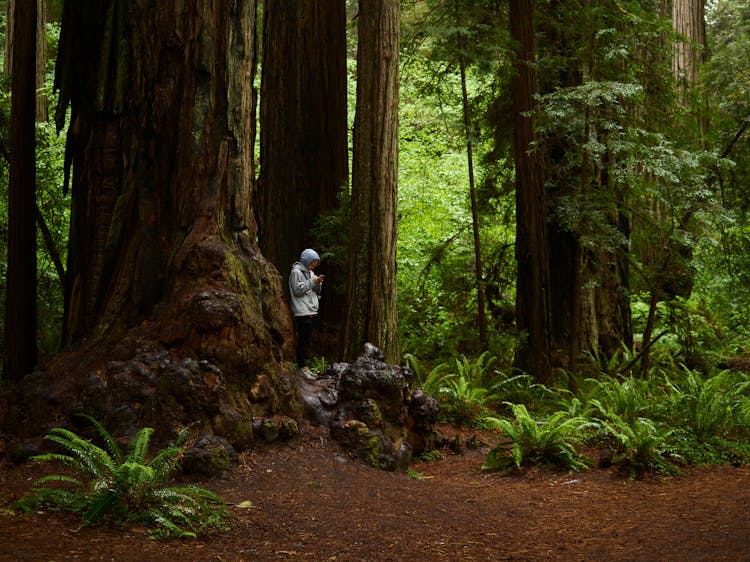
[403,353,451,397]
[596,412,680,479]
[662,368,750,439]
[482,403,592,472]
[15,416,230,538]
[406,352,530,426]
[583,374,659,423]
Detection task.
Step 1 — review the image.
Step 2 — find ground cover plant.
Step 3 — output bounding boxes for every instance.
[482,403,592,472]
[407,348,750,479]
[14,416,230,539]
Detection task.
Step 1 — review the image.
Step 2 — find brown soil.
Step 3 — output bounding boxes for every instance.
[1,423,749,562]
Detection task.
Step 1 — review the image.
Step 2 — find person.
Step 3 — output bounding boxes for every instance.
[289,248,324,379]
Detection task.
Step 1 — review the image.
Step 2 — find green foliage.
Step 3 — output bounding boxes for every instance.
[596,413,679,479]
[483,403,591,472]
[397,3,517,365]
[307,356,330,375]
[583,375,660,424]
[406,352,532,426]
[662,368,750,439]
[403,353,451,397]
[669,431,750,467]
[15,416,230,539]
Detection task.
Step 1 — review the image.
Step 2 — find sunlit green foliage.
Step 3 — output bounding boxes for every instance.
[397,2,517,364]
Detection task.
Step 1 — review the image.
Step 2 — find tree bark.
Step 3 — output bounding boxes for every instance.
[258,0,348,355]
[672,0,705,93]
[3,0,38,383]
[4,0,47,121]
[35,0,47,121]
[456,0,488,352]
[7,0,298,443]
[510,0,552,383]
[344,0,400,363]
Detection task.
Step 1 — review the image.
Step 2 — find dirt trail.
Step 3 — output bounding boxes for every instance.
[1,425,749,561]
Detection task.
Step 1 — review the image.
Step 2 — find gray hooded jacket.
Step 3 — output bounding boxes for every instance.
[289,261,322,317]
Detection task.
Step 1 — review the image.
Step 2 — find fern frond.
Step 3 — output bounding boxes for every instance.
[33,474,82,487]
[83,490,118,523]
[148,444,182,482]
[145,508,196,539]
[29,452,77,466]
[127,427,155,464]
[43,429,115,479]
[78,414,124,463]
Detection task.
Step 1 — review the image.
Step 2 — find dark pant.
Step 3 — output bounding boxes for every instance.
[295,315,315,368]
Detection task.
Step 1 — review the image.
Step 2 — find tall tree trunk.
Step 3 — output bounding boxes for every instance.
[5,0,47,121]
[456,1,488,352]
[672,0,705,95]
[510,0,552,383]
[540,2,633,372]
[7,0,298,443]
[3,0,37,383]
[258,0,348,356]
[35,0,47,121]
[344,0,400,363]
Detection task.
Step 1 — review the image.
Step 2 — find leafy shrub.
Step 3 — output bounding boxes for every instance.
[15,416,230,538]
[483,403,591,472]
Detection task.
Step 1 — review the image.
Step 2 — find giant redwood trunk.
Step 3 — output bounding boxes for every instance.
[258,0,348,356]
[5,1,299,446]
[343,0,400,363]
[537,2,633,372]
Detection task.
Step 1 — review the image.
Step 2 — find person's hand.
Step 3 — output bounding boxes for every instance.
[316,274,325,283]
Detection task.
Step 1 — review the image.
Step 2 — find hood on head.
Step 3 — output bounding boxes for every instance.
[300,248,320,267]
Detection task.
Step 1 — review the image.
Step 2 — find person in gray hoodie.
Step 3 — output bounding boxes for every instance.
[289,248,324,378]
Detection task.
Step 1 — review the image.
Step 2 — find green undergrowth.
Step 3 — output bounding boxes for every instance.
[407,353,750,479]
[13,416,230,539]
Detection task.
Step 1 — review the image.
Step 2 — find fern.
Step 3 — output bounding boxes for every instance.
[483,403,591,472]
[403,353,450,397]
[583,374,657,423]
[80,414,124,462]
[663,368,750,439]
[14,417,230,538]
[597,412,679,478]
[127,427,155,465]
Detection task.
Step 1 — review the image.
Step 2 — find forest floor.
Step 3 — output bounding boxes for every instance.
[1,422,749,562]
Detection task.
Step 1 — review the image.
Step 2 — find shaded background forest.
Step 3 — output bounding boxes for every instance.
[1,0,750,452]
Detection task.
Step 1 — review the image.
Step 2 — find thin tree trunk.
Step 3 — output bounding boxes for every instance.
[639,290,659,377]
[35,203,65,286]
[456,1,488,352]
[5,0,47,120]
[35,0,47,121]
[344,0,400,363]
[4,0,37,382]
